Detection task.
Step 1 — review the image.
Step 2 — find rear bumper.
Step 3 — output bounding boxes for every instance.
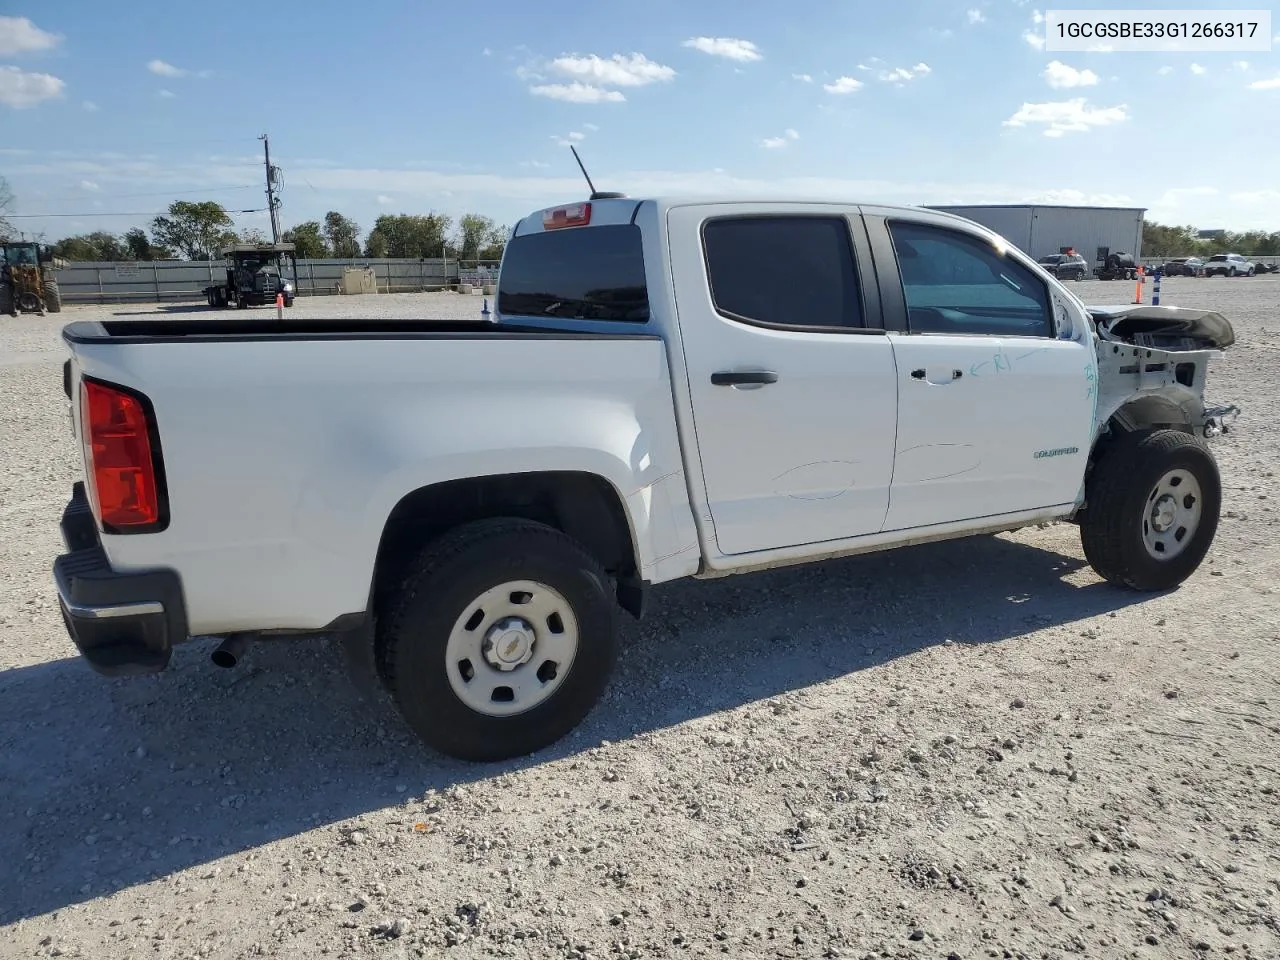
[53,482,188,677]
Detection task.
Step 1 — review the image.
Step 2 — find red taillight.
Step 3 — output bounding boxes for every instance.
[542,202,592,230]
[80,378,166,532]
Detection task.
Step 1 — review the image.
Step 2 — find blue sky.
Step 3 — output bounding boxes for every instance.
[2,1,1278,245]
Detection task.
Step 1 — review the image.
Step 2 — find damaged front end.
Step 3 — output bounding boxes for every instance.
[1088,304,1241,442]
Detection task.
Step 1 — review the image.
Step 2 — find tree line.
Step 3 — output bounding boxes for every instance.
[1142,221,1280,258]
[7,177,1279,263]
[31,198,510,264]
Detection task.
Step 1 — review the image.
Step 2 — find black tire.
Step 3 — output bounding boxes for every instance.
[1079,429,1221,591]
[1228,267,1236,277]
[43,275,62,313]
[0,283,14,317]
[377,517,620,762]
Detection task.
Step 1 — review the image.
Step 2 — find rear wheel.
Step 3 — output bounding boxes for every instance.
[1080,429,1221,591]
[0,283,14,317]
[377,518,620,762]
[43,275,62,313]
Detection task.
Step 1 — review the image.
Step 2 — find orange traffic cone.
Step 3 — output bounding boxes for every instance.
[275,291,284,319]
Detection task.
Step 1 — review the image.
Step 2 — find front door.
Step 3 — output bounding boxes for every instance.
[867,214,1096,532]
[666,204,900,556]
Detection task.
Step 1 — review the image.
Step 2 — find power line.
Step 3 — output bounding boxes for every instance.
[38,184,261,203]
[8,207,268,218]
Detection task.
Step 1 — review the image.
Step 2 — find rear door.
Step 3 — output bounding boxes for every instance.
[863,209,1096,532]
[666,204,900,556]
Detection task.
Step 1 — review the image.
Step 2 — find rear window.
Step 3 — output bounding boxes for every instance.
[497,224,649,322]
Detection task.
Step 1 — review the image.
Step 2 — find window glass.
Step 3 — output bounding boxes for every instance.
[888,220,1053,337]
[497,224,649,322]
[702,216,863,329]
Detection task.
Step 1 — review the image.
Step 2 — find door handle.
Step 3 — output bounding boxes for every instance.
[711,370,779,386]
[910,369,963,383]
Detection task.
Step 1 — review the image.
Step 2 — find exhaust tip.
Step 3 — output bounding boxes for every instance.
[210,648,238,669]
[211,633,251,669]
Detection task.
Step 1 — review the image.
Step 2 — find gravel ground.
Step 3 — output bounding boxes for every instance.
[2,282,1278,960]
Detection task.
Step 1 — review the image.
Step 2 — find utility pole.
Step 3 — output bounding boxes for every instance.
[260,133,281,243]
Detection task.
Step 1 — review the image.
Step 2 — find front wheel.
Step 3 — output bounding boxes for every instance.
[377,518,620,762]
[1079,429,1221,591]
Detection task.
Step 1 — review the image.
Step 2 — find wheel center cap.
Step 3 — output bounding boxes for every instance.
[483,617,535,671]
[1151,495,1177,533]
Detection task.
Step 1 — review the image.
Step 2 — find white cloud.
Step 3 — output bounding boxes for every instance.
[1234,60,1250,72]
[1024,9,1046,48]
[521,160,551,169]
[582,122,600,131]
[82,100,99,111]
[682,37,763,62]
[1003,97,1129,136]
[0,65,65,108]
[79,180,100,191]
[376,195,395,205]
[551,130,588,147]
[877,63,931,85]
[547,52,675,87]
[0,15,62,55]
[1190,63,1206,75]
[823,76,864,94]
[158,88,177,99]
[529,82,626,103]
[1043,61,1099,89]
[1157,66,1173,76]
[482,47,492,57]
[762,128,801,148]
[1249,75,1280,90]
[792,73,813,83]
[967,9,985,24]
[147,59,187,78]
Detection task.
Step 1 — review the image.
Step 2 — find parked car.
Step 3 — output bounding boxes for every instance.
[1035,252,1089,280]
[1161,257,1206,277]
[1203,253,1255,277]
[53,196,1241,762]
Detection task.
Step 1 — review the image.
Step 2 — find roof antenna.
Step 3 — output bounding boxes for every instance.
[569,145,626,201]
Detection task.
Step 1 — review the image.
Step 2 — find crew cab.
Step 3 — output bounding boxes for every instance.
[53,196,1241,762]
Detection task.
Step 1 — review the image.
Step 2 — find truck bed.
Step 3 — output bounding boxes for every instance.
[61,323,695,635]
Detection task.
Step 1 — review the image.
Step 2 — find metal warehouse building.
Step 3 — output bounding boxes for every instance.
[924,204,1146,264]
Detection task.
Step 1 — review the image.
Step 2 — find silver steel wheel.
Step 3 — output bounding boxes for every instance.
[1142,468,1203,561]
[444,579,579,718]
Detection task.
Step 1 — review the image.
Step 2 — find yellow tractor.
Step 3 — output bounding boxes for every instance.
[1,241,63,316]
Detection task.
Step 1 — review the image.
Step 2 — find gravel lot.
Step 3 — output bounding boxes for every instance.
[2,281,1278,960]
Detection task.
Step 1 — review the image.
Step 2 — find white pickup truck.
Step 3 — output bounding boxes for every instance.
[54,195,1240,762]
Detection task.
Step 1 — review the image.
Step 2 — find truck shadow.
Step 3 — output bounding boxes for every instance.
[107,303,220,315]
[0,530,1148,924]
